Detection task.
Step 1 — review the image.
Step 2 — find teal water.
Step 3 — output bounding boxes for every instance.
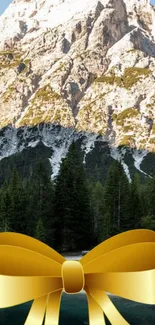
[0,293,155,325]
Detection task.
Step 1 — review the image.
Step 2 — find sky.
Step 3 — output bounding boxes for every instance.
[0,0,12,15]
[0,0,155,15]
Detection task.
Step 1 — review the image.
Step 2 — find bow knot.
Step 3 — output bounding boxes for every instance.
[0,229,155,325]
[61,260,84,293]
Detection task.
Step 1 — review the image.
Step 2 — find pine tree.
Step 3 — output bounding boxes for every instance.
[129,173,143,229]
[28,160,54,245]
[141,215,155,230]
[35,218,46,242]
[104,161,130,235]
[0,189,12,232]
[53,142,94,252]
[89,181,106,243]
[9,168,28,233]
[145,174,155,218]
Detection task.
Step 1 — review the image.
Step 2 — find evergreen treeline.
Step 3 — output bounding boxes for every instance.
[0,142,155,252]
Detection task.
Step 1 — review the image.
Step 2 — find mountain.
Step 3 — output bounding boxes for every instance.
[0,0,155,182]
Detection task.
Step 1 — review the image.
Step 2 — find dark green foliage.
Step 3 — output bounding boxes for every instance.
[141,215,155,230]
[0,142,53,187]
[88,181,106,243]
[9,169,28,233]
[35,218,46,242]
[27,160,54,245]
[0,190,12,232]
[140,153,155,177]
[103,161,131,235]
[53,142,94,251]
[84,141,114,185]
[0,141,155,252]
[129,173,143,229]
[145,175,155,217]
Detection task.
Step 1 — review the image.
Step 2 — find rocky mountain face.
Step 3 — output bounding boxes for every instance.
[0,0,155,181]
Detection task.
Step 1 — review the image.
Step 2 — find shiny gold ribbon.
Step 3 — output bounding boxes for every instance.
[0,229,155,324]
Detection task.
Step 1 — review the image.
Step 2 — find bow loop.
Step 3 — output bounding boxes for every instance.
[80,229,155,271]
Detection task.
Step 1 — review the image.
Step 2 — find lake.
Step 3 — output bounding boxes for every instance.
[0,255,155,324]
[1,293,155,325]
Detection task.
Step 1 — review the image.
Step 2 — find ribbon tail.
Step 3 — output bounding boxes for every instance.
[89,288,130,325]
[85,286,106,325]
[24,295,48,325]
[44,290,62,325]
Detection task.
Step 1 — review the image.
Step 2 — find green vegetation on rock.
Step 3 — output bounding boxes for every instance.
[126,49,138,54]
[119,135,134,146]
[18,84,74,127]
[113,108,139,126]
[95,74,122,87]
[0,48,31,76]
[123,125,134,132]
[152,124,155,134]
[123,67,151,89]
[2,83,16,103]
[94,67,151,89]
[31,85,61,104]
[117,107,139,120]
[77,94,108,134]
[149,137,155,144]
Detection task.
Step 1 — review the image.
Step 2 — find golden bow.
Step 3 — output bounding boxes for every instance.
[0,229,155,325]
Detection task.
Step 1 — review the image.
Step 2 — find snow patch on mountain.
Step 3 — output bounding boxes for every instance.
[0,127,18,161]
[132,150,151,177]
[0,124,153,181]
[47,129,76,179]
[110,146,132,182]
[81,133,99,164]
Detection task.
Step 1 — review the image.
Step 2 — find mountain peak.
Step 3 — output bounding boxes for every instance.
[0,0,154,153]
